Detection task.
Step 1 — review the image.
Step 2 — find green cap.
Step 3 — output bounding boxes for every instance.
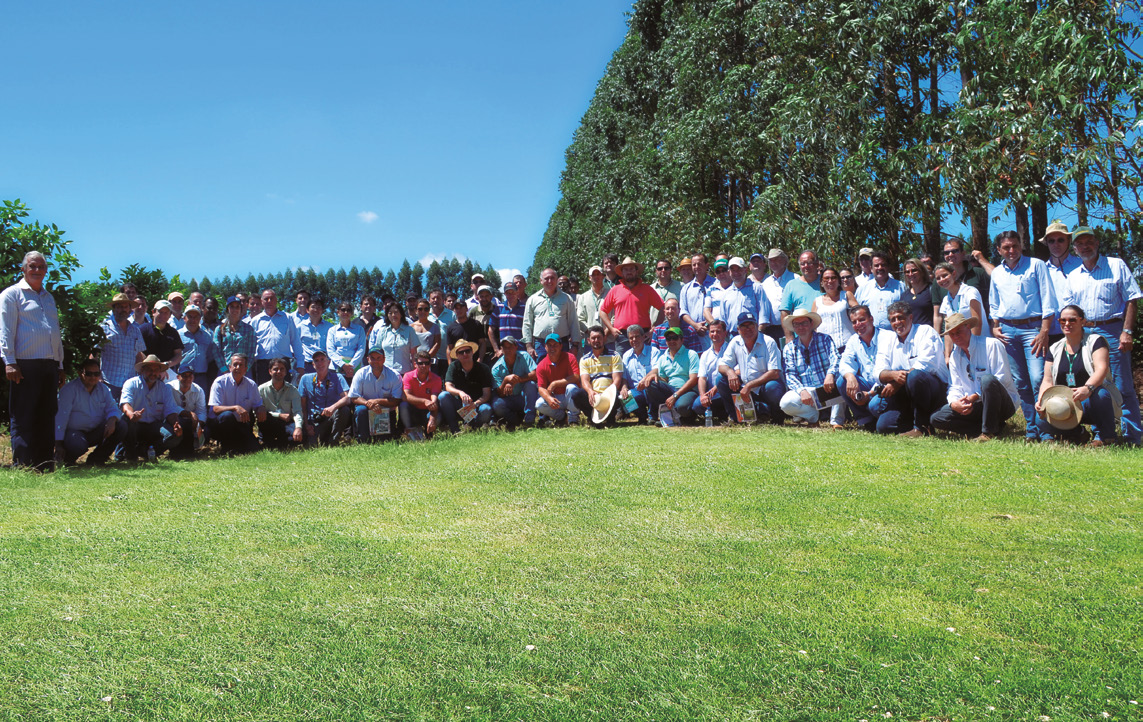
[1071,226,1095,240]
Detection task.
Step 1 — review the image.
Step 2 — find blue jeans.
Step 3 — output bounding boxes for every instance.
[1092,321,1140,444]
[875,370,948,435]
[438,391,492,433]
[62,417,128,465]
[353,404,402,442]
[644,381,698,423]
[1000,321,1047,439]
[1041,386,1119,443]
[841,376,885,430]
[535,385,590,423]
[492,382,538,428]
[716,376,785,422]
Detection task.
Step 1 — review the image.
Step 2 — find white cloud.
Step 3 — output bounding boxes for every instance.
[357,211,379,224]
[417,252,467,267]
[497,268,524,285]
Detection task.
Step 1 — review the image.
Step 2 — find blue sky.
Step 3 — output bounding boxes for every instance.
[2,1,636,285]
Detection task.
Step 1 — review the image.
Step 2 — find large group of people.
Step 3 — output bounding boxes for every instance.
[1,224,1138,470]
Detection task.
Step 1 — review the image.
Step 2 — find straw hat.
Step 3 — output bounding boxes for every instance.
[941,312,981,336]
[135,354,169,374]
[107,292,132,309]
[591,384,620,428]
[1041,386,1083,430]
[615,256,644,274]
[1037,220,1070,244]
[781,308,823,335]
[449,339,480,360]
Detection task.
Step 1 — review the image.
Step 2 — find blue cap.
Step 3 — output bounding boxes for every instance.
[737,311,758,326]
[544,333,561,344]
[226,295,242,306]
[177,363,195,375]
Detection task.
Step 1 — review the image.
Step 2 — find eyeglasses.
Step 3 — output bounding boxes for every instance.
[82,371,102,378]
[656,266,670,272]
[839,275,853,281]
[1059,317,1082,325]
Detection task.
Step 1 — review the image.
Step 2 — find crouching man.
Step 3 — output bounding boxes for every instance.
[121,354,194,460]
[54,358,126,466]
[930,313,1018,441]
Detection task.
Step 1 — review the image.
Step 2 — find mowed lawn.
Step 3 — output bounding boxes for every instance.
[0,427,1139,721]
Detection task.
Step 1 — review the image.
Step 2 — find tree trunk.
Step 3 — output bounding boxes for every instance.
[1014,199,1030,249]
[969,206,989,254]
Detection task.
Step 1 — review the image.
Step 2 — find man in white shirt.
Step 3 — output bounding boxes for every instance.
[873,301,950,437]
[930,313,1018,441]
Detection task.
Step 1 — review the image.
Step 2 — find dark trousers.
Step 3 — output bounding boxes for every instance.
[716,376,785,423]
[61,417,128,465]
[645,381,698,423]
[876,370,948,435]
[208,411,259,454]
[125,412,195,460]
[9,359,58,470]
[930,375,1016,436]
[307,407,351,446]
[259,414,297,450]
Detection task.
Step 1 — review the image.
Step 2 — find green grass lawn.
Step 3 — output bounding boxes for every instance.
[0,426,1140,721]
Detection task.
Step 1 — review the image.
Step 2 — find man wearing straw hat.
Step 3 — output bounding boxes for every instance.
[929,313,1018,441]
[872,301,950,437]
[599,256,665,357]
[778,308,843,426]
[1038,221,1080,342]
[580,325,625,428]
[99,292,146,401]
[120,354,193,461]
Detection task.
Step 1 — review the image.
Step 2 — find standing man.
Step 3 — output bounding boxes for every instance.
[760,249,796,342]
[445,299,489,360]
[354,295,381,338]
[680,253,715,350]
[291,290,311,328]
[576,266,609,349]
[930,313,1018,441]
[932,238,990,316]
[297,297,333,374]
[497,281,526,348]
[853,248,876,287]
[1067,226,1142,445]
[601,253,621,289]
[748,252,768,285]
[649,258,682,328]
[522,268,580,362]
[177,304,218,392]
[250,288,305,385]
[1,251,65,470]
[988,230,1057,441]
[141,300,184,368]
[599,257,665,356]
[873,301,950,437]
[779,251,824,341]
[651,298,703,353]
[99,292,146,401]
[54,358,126,466]
[167,292,187,331]
[427,289,456,372]
[718,256,774,336]
[1040,221,1080,341]
[855,251,904,329]
[466,272,486,309]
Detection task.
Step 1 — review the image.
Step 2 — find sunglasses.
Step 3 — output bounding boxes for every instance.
[943,249,960,256]
[415,360,432,365]
[456,348,473,355]
[1059,317,1082,324]
[82,370,102,378]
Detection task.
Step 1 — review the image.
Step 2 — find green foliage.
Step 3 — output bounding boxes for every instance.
[537,0,1143,275]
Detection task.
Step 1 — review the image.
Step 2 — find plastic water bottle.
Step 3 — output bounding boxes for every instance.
[705,407,713,428]
[146,446,157,463]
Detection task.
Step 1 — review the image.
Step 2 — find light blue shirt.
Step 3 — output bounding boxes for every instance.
[177,325,216,374]
[1045,255,1081,335]
[55,378,120,440]
[718,281,775,332]
[779,278,822,314]
[298,317,333,364]
[429,308,456,360]
[680,276,715,327]
[491,352,536,396]
[988,255,1057,321]
[855,277,904,329]
[121,375,184,424]
[348,365,405,402]
[369,323,418,376]
[621,344,659,387]
[1066,255,1142,322]
[327,323,367,370]
[0,278,63,367]
[250,310,304,366]
[99,317,145,388]
[207,373,263,419]
[718,334,782,383]
[839,328,884,385]
[654,347,699,390]
[698,343,727,390]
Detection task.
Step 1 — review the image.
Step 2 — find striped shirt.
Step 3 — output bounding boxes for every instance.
[0,279,64,367]
[55,378,120,440]
[782,332,840,392]
[99,317,145,388]
[497,300,526,342]
[1066,255,1142,322]
[989,255,1057,321]
[580,351,623,392]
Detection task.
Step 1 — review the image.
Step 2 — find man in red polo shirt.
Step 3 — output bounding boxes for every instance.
[599,256,665,356]
[535,333,590,426]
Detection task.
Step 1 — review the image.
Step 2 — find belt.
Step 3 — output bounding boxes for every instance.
[1089,316,1124,326]
[998,316,1041,327]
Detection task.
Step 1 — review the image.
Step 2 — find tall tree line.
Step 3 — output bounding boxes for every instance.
[534,0,1143,273]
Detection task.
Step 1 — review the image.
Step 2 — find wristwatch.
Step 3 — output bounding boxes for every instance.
[1124,328,1134,336]
[1085,384,1095,393]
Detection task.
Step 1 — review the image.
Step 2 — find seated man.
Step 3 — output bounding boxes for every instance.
[643,326,700,424]
[258,357,305,449]
[490,336,537,430]
[579,325,625,427]
[717,312,785,422]
[838,305,887,432]
[349,345,405,442]
[931,313,1019,441]
[620,324,658,423]
[779,309,843,427]
[121,355,193,461]
[536,333,590,425]
[298,349,352,447]
[168,363,207,454]
[208,353,267,455]
[695,319,730,422]
[873,301,950,437]
[440,340,494,432]
[402,350,443,436]
[54,359,126,466]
